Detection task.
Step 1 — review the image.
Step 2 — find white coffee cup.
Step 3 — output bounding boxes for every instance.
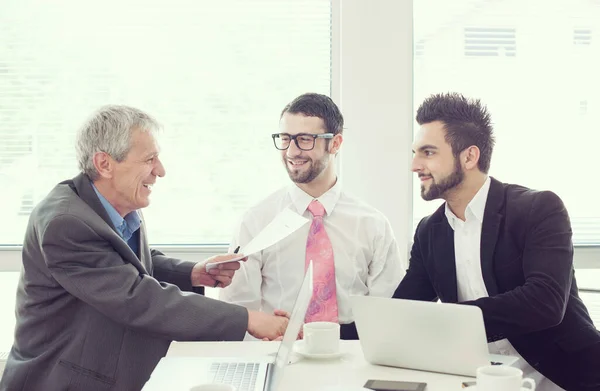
[189,384,236,391]
[476,365,536,391]
[303,321,340,354]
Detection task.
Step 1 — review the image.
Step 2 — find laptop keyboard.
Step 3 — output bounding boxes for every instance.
[209,362,260,391]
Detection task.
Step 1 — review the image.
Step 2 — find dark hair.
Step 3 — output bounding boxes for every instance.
[416,92,495,173]
[281,93,344,135]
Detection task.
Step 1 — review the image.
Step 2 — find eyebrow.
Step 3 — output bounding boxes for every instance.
[412,145,439,153]
[143,152,159,159]
[279,132,326,136]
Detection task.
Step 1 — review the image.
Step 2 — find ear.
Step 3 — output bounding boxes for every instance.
[328,134,343,155]
[92,151,115,179]
[462,146,481,171]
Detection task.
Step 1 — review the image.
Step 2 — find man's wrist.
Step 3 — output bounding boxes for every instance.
[190,261,204,286]
[247,309,254,333]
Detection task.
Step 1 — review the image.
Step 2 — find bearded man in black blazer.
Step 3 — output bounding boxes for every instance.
[394,93,600,391]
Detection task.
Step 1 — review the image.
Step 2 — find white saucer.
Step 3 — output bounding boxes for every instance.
[294,340,343,360]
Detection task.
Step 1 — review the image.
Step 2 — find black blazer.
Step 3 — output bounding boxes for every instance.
[394,177,600,390]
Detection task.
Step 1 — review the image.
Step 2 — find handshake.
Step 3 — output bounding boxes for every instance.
[196,253,291,341]
[246,309,290,341]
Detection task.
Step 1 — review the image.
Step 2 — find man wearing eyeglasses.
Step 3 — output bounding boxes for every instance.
[220,93,404,339]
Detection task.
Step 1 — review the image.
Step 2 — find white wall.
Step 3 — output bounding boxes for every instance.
[335,0,414,270]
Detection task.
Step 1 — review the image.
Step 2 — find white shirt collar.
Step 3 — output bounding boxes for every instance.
[288,179,342,216]
[445,176,491,230]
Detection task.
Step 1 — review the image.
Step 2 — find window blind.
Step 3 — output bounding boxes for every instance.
[0,0,332,245]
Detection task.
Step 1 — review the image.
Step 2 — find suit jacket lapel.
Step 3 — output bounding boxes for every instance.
[71,173,149,275]
[72,173,117,234]
[138,212,153,274]
[432,213,458,303]
[480,177,505,297]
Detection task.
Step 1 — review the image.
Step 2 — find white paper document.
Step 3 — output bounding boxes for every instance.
[205,208,309,270]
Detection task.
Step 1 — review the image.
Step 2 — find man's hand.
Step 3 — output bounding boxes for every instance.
[261,310,291,341]
[191,254,247,288]
[247,310,290,341]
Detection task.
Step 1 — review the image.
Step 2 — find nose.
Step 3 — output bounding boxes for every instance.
[286,138,302,157]
[153,157,166,177]
[411,155,423,173]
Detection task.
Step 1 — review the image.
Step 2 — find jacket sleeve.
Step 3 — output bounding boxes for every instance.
[151,249,204,294]
[393,218,438,301]
[41,213,248,342]
[462,191,574,341]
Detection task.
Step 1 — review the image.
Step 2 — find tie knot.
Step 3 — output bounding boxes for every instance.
[307,199,326,217]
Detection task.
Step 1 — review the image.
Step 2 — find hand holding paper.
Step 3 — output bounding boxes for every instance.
[192,253,245,287]
[205,208,309,271]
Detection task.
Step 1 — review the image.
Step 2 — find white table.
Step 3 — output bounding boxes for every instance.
[143,340,472,391]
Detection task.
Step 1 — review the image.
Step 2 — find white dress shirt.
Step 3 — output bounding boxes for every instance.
[445,176,562,391]
[220,180,405,324]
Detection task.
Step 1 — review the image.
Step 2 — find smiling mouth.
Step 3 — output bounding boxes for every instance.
[143,184,153,191]
[288,160,308,167]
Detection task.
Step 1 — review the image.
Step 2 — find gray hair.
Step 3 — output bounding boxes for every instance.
[76,105,161,181]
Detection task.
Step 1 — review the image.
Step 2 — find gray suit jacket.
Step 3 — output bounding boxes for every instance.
[0,174,248,391]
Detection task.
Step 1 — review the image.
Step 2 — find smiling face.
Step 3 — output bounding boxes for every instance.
[93,128,165,216]
[279,112,335,184]
[412,120,465,201]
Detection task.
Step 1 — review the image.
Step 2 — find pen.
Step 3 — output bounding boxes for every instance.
[213,246,240,288]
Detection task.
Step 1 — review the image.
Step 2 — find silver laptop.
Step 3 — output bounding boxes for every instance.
[350,296,518,377]
[145,263,313,391]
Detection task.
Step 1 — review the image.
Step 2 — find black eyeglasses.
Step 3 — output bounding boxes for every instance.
[271,132,334,151]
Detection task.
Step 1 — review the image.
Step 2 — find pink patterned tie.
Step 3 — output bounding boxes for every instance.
[304,199,339,323]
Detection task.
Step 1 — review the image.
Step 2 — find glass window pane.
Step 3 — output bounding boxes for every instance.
[413,0,600,246]
[0,0,332,245]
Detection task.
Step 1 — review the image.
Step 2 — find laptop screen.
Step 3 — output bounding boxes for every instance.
[266,262,313,390]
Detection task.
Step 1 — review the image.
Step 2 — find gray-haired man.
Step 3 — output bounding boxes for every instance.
[0,105,289,391]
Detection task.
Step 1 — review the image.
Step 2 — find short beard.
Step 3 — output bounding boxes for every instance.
[421,157,464,201]
[285,155,328,184]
